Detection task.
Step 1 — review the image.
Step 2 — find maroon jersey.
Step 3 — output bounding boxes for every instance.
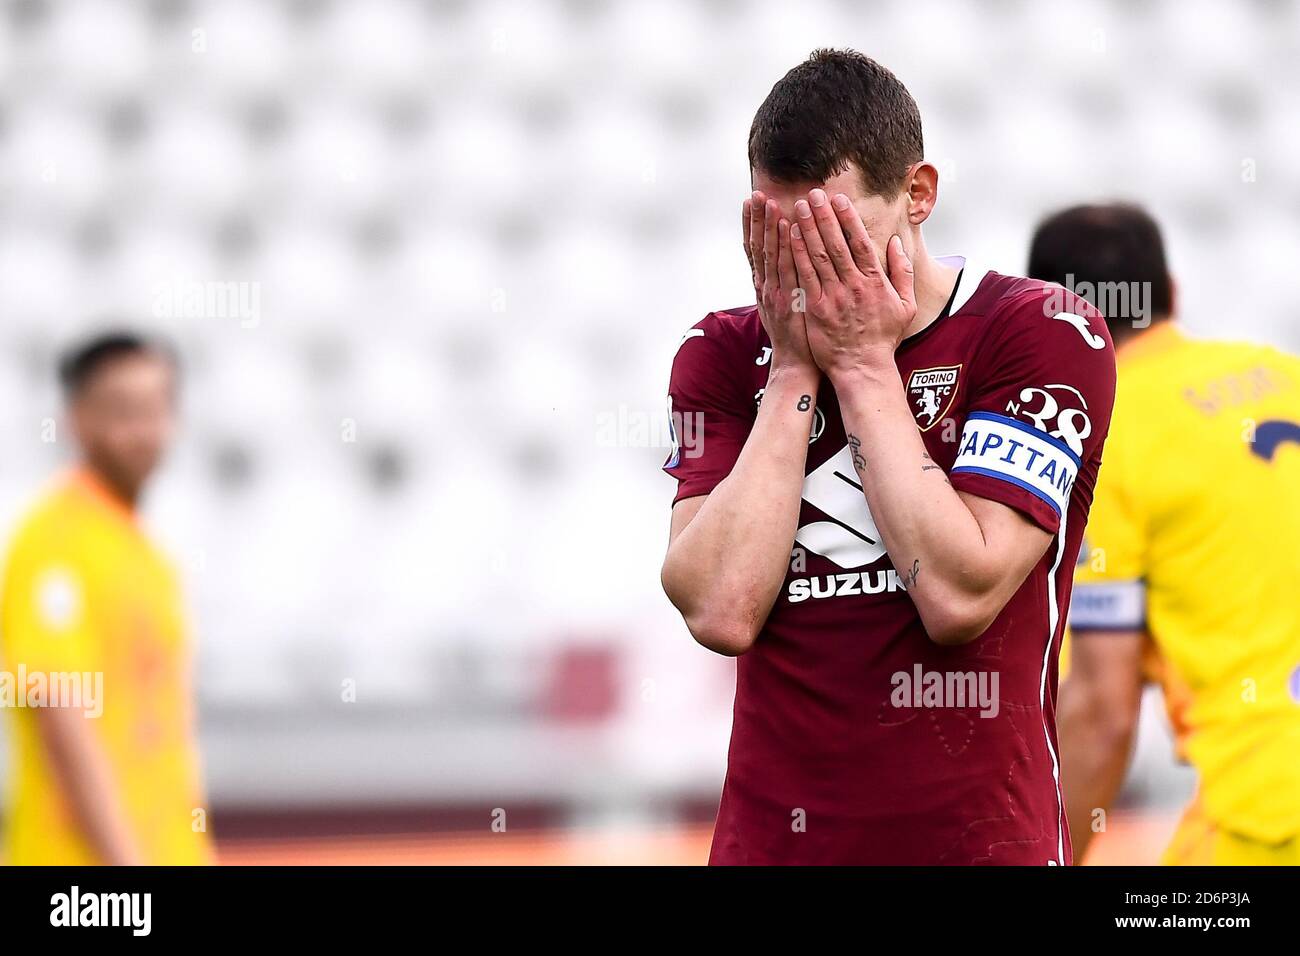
[664,259,1116,865]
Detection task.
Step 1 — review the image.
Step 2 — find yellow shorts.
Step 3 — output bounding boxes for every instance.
[1164,797,1300,866]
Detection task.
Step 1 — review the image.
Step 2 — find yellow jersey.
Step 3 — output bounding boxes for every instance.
[1071,323,1300,845]
[0,469,213,865]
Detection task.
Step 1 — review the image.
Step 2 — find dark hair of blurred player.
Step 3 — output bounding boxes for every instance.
[59,331,178,507]
[1028,204,1174,344]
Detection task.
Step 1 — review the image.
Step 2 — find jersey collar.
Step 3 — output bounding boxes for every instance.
[897,255,989,352]
[938,255,990,316]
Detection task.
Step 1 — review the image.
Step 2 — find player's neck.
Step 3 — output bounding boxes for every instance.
[903,244,962,339]
[1112,313,1174,353]
[79,460,142,513]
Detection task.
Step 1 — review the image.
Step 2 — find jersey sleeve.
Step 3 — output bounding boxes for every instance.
[662,314,755,504]
[1,526,96,673]
[949,287,1117,535]
[1069,425,1149,632]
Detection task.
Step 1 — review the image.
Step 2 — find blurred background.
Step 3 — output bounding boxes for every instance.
[0,0,1296,864]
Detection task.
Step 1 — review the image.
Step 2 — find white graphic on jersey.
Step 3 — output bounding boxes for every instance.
[675,328,704,350]
[794,444,888,569]
[1051,311,1106,350]
[1006,384,1092,456]
[664,394,681,469]
[755,347,772,366]
[809,407,825,444]
[36,567,81,632]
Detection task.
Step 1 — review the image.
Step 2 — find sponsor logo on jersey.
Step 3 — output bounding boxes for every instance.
[794,444,888,568]
[906,364,961,431]
[787,569,909,603]
[1049,309,1108,349]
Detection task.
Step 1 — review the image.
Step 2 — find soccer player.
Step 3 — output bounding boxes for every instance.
[1,332,214,865]
[1032,204,1300,865]
[660,49,1116,865]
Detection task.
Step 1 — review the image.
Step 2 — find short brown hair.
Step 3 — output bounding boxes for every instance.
[748,49,924,196]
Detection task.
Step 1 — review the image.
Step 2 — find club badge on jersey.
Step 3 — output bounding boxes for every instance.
[907,365,962,431]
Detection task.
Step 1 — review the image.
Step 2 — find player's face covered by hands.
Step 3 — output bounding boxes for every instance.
[756,167,908,271]
[748,166,919,376]
[742,187,817,374]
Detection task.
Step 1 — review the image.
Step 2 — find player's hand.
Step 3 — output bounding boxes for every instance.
[744,191,816,373]
[789,188,917,377]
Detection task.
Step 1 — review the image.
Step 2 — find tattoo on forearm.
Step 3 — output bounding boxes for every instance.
[921,452,950,483]
[847,433,866,472]
[797,394,812,412]
[902,559,920,590]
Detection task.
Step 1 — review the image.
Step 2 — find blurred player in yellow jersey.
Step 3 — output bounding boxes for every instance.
[1,332,213,865]
[1029,205,1300,865]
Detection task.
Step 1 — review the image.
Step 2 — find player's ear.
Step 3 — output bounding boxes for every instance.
[65,402,89,450]
[904,161,939,225]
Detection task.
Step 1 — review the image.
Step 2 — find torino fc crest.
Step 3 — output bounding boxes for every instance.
[907,365,962,431]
